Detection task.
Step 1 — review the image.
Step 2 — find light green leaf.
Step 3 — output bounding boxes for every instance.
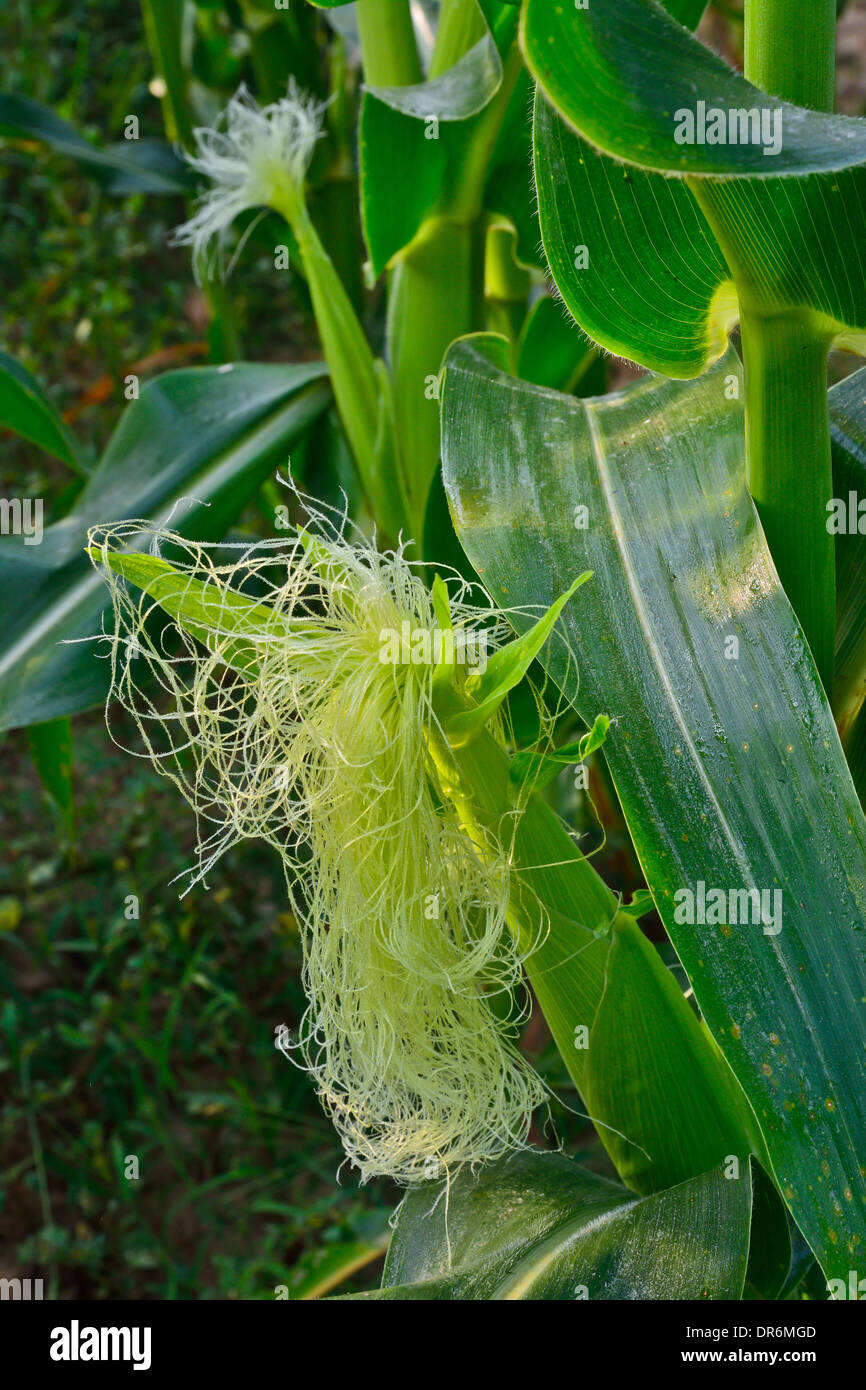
[508,711,609,790]
[435,727,755,1190]
[625,888,658,920]
[85,550,292,679]
[443,571,591,742]
[441,333,866,1281]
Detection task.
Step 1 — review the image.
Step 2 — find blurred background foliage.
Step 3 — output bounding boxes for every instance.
[1,0,864,1300]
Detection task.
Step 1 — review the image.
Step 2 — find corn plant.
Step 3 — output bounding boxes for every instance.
[2,0,866,1302]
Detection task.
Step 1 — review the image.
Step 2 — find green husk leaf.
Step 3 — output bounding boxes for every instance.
[442,571,592,743]
[509,711,610,789]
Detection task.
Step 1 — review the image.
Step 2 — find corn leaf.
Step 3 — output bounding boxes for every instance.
[26,716,75,839]
[359,7,532,276]
[0,350,85,471]
[441,333,866,1282]
[526,0,866,372]
[345,1151,756,1300]
[0,92,191,195]
[0,363,330,731]
[443,571,591,741]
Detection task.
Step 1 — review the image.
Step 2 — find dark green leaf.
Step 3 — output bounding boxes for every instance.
[26,717,75,837]
[0,363,330,731]
[0,93,192,195]
[830,365,866,763]
[349,1150,753,1300]
[441,334,866,1281]
[533,92,733,377]
[524,0,866,363]
[524,0,866,178]
[584,914,760,1196]
[743,1162,793,1301]
[516,295,600,394]
[0,351,84,470]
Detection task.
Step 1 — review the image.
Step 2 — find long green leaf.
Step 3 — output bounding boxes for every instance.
[441,334,866,1281]
[524,0,866,179]
[583,914,759,1196]
[26,716,75,839]
[0,93,191,196]
[524,1,726,378]
[0,351,85,470]
[0,363,330,731]
[360,7,531,276]
[533,91,734,378]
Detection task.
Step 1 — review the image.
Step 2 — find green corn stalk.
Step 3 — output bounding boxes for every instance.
[140,0,242,362]
[359,3,524,547]
[693,0,839,689]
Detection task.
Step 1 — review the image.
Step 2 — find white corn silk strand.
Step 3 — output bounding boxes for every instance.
[89,508,549,1184]
[172,80,328,282]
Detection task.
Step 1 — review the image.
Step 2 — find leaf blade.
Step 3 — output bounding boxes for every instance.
[441,334,866,1281]
[361,1150,753,1300]
[0,363,330,730]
